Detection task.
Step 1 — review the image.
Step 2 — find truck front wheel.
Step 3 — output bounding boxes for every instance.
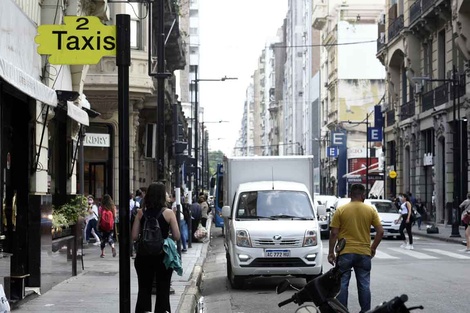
[226,254,244,289]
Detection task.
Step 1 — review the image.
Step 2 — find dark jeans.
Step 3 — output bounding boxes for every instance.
[134,254,173,313]
[337,253,372,313]
[399,214,413,244]
[85,219,100,241]
[180,219,188,250]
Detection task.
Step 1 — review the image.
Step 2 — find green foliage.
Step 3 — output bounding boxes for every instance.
[52,213,69,231]
[52,195,88,230]
[208,150,224,177]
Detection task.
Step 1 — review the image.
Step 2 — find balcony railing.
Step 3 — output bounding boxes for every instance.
[410,0,422,23]
[386,110,396,126]
[434,83,449,106]
[400,99,415,121]
[388,15,404,41]
[420,74,466,112]
[422,0,436,12]
[422,90,434,112]
[377,37,385,51]
[450,74,467,99]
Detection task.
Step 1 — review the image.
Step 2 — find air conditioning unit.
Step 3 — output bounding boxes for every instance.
[145,123,157,159]
[415,83,423,94]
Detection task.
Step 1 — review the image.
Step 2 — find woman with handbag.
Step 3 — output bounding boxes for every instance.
[459,193,470,253]
[395,193,414,250]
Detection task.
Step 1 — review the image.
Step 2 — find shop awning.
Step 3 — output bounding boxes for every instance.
[67,101,89,126]
[0,57,57,107]
[343,162,380,178]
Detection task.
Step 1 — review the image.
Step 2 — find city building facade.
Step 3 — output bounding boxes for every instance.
[0,0,187,300]
[377,0,469,223]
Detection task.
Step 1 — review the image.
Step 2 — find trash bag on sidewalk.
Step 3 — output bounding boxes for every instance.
[0,284,10,313]
[194,223,208,240]
[426,224,439,234]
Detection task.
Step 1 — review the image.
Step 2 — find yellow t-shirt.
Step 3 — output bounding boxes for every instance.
[330,201,381,256]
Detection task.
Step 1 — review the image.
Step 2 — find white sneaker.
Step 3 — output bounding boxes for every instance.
[400,243,407,249]
[93,242,101,246]
[460,248,470,252]
[406,244,414,250]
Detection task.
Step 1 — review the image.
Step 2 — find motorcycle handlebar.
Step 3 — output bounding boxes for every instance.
[368,294,410,313]
[278,296,296,307]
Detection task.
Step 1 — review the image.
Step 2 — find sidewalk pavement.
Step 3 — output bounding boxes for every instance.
[12,218,212,313]
[412,222,467,246]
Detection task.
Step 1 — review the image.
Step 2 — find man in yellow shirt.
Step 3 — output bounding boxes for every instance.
[328,184,384,313]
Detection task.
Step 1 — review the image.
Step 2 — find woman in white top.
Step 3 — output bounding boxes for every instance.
[396,193,414,250]
[85,195,101,245]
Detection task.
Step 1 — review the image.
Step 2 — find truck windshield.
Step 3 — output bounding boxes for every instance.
[236,190,314,219]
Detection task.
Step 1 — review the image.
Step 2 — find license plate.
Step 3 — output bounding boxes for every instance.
[265,249,290,257]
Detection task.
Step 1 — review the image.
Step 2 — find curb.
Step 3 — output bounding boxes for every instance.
[177,217,212,313]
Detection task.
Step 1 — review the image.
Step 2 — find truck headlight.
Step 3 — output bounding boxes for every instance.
[236,229,252,247]
[318,215,328,222]
[303,229,318,247]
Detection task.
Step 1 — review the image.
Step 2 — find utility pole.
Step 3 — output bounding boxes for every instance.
[153,0,170,182]
[194,66,199,197]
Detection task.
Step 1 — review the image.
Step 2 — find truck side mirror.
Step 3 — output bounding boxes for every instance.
[317,204,327,216]
[222,205,231,218]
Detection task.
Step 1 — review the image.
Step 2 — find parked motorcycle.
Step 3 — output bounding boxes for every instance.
[277,238,423,313]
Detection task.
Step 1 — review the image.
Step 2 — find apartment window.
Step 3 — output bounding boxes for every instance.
[401,66,407,103]
[423,41,433,92]
[190,65,197,73]
[437,30,446,80]
[125,3,142,49]
[190,27,198,35]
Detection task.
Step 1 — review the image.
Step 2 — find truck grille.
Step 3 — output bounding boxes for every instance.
[241,257,310,268]
[253,238,301,247]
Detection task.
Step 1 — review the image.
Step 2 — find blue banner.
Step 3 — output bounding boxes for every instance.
[374,105,383,128]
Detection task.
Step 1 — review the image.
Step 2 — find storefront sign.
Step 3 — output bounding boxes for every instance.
[84,133,110,147]
[423,153,433,166]
[35,16,116,65]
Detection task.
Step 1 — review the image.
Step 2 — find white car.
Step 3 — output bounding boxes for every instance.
[333,198,401,238]
[314,195,338,237]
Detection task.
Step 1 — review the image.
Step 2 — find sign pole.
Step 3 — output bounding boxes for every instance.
[116,14,131,313]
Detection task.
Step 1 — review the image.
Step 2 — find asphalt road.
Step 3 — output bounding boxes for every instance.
[200,228,470,313]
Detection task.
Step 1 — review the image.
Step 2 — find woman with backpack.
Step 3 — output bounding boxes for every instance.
[98,194,117,258]
[132,182,180,313]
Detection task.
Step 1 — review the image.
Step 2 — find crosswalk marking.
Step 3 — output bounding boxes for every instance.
[374,250,399,259]
[322,245,470,260]
[388,247,438,259]
[422,248,470,260]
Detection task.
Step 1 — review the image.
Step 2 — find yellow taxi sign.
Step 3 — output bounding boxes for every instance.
[389,170,397,179]
[35,16,116,65]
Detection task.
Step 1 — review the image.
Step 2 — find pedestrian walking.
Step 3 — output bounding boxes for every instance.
[396,193,414,250]
[459,193,470,253]
[190,200,202,241]
[415,198,426,229]
[132,182,180,313]
[328,184,384,313]
[199,194,209,228]
[171,193,189,252]
[85,195,101,245]
[98,194,117,258]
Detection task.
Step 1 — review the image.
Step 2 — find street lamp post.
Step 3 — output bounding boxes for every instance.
[192,68,236,197]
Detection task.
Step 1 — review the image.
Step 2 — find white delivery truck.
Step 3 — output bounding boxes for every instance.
[221,156,324,289]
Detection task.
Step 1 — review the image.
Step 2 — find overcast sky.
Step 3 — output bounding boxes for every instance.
[199,0,288,156]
